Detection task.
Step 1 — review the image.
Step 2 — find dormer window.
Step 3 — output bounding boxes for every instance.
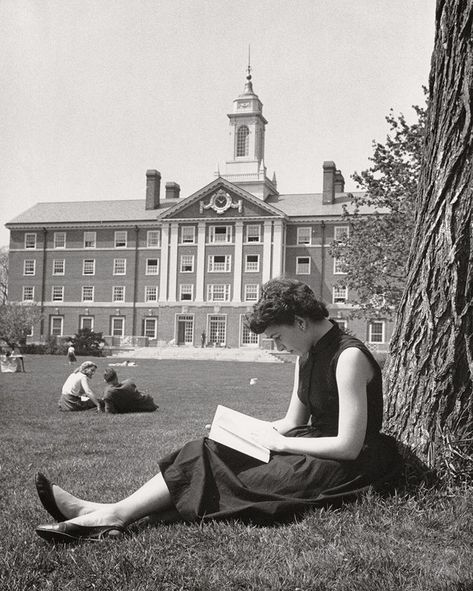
[236,126,249,157]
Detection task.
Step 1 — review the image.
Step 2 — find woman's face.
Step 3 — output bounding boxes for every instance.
[264,321,311,356]
[84,367,96,378]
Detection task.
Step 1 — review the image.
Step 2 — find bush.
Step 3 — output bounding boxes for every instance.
[71,328,105,356]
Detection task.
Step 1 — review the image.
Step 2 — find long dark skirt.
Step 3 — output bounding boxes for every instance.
[158,429,401,523]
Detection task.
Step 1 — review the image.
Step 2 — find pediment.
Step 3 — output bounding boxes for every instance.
[157,178,286,221]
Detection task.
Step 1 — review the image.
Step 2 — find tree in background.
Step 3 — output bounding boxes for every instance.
[71,328,105,356]
[0,303,42,350]
[0,248,8,305]
[385,0,473,480]
[330,99,427,319]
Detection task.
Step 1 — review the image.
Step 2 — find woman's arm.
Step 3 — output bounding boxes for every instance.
[80,375,102,410]
[271,357,311,434]
[261,348,371,460]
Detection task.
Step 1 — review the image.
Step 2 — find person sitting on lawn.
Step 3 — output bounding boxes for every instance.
[58,361,103,412]
[35,278,402,543]
[102,368,158,414]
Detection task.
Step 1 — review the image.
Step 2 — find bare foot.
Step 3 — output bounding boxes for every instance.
[52,484,112,520]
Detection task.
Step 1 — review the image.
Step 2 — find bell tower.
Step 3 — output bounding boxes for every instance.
[220,59,278,200]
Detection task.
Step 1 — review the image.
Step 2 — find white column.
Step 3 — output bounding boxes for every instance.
[232,221,243,302]
[262,221,273,283]
[195,222,206,302]
[167,223,179,303]
[159,223,169,302]
[271,220,284,278]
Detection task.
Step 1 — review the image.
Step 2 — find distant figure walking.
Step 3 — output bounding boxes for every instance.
[201,331,206,348]
[66,344,76,365]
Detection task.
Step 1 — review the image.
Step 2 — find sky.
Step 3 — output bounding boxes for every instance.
[0,0,436,247]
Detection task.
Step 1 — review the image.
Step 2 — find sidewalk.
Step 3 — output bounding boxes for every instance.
[111,345,282,363]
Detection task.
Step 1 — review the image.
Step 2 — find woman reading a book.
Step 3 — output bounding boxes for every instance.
[35,278,402,542]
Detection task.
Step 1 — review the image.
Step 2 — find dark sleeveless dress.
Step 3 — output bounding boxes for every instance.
[158,323,401,523]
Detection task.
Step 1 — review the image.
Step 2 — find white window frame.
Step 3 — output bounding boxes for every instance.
[245,254,260,272]
[112,286,125,302]
[369,321,386,344]
[83,259,96,276]
[111,317,125,337]
[296,256,311,275]
[246,225,261,243]
[23,260,36,276]
[209,225,232,244]
[83,231,96,249]
[80,316,94,331]
[147,230,161,248]
[82,286,95,302]
[25,233,37,249]
[333,257,347,275]
[297,227,312,245]
[240,315,259,346]
[244,284,260,302]
[207,284,230,302]
[180,255,194,273]
[179,284,194,301]
[144,317,157,339]
[22,286,35,302]
[146,258,159,275]
[181,226,195,244]
[208,254,231,273]
[114,231,127,248]
[336,319,348,332]
[51,286,64,302]
[53,232,66,249]
[334,225,350,242]
[52,259,65,276]
[332,286,348,304]
[50,316,63,336]
[145,286,158,302]
[113,258,127,275]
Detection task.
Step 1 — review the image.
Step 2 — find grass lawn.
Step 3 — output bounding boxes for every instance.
[0,355,472,591]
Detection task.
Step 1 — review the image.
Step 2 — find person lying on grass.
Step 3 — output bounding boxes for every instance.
[35,278,402,543]
[102,368,158,414]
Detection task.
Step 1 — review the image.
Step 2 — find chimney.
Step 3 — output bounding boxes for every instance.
[145,170,161,210]
[322,161,336,204]
[165,182,180,200]
[334,169,345,193]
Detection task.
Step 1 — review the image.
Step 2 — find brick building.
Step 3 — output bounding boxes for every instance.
[5,71,393,352]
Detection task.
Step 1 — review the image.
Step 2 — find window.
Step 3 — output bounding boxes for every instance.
[333,257,347,274]
[50,316,63,336]
[54,232,66,249]
[180,284,194,301]
[112,286,125,302]
[241,317,258,346]
[81,316,94,331]
[22,286,35,301]
[296,256,311,274]
[236,125,249,157]
[176,314,194,344]
[245,254,260,272]
[111,317,124,337]
[334,225,350,242]
[181,226,195,244]
[297,227,312,245]
[84,231,96,248]
[52,259,65,276]
[114,231,127,248]
[25,233,37,249]
[208,255,231,272]
[146,258,159,275]
[180,255,194,273]
[333,286,348,304]
[369,321,385,344]
[23,260,36,276]
[244,284,259,302]
[144,318,157,339]
[113,258,126,275]
[145,286,158,302]
[208,315,226,345]
[147,230,161,248]
[335,319,348,332]
[82,286,94,302]
[209,225,232,243]
[207,284,230,302]
[83,259,96,275]
[246,225,261,243]
[51,286,64,302]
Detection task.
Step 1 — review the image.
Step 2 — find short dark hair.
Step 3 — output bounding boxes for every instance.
[246,278,328,334]
[103,368,118,383]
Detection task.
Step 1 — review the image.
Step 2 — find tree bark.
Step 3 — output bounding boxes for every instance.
[384,0,473,472]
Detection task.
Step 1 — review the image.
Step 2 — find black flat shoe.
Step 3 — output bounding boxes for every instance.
[35,472,67,522]
[36,522,127,543]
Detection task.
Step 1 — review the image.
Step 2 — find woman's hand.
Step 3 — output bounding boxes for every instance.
[251,426,288,453]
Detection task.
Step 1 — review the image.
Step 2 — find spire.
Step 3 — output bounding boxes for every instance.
[243,45,254,94]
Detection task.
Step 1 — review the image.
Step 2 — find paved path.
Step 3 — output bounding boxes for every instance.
[112,346,282,363]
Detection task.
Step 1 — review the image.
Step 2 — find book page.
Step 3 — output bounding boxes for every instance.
[208,405,272,463]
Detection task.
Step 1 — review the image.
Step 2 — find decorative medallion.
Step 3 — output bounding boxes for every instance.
[200,189,242,215]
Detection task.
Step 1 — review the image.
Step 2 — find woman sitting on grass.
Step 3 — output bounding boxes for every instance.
[57,361,103,412]
[35,278,402,543]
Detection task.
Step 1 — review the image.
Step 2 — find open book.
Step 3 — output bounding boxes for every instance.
[208,405,272,463]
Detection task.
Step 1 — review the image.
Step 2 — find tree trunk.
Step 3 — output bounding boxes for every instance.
[384,0,473,474]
